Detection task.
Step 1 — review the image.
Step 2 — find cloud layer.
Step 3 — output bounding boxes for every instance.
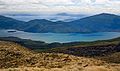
[0,0,120,14]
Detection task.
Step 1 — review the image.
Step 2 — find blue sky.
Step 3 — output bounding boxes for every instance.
[0,0,120,15]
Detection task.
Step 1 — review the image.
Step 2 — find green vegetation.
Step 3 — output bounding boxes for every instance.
[0,36,120,57]
[1,37,120,51]
[0,36,120,58]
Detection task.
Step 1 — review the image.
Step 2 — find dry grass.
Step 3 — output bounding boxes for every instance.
[1,66,120,71]
[0,41,120,71]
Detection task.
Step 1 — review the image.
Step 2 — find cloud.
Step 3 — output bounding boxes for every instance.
[0,0,119,14]
[110,0,120,1]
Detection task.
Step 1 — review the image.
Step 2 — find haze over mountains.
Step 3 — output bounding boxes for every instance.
[0,13,120,33]
[4,13,86,22]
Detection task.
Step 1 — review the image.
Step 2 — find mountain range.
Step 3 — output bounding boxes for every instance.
[4,13,86,22]
[0,13,120,33]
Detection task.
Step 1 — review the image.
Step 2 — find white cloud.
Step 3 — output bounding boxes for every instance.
[0,0,120,14]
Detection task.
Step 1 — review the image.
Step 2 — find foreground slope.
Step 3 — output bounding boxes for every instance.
[0,41,120,71]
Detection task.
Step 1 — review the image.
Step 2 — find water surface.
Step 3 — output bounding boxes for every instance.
[0,30,120,43]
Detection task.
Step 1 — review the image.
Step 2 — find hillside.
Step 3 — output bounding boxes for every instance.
[0,41,120,71]
[0,15,26,30]
[24,13,120,33]
[44,37,120,57]
[69,13,120,32]
[0,13,120,33]
[0,36,120,51]
[1,36,120,57]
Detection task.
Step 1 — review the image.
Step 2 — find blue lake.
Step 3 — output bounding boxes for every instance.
[0,30,120,43]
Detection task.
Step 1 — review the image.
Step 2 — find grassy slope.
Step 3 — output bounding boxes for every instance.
[1,37,120,57]
[1,36,120,50]
[0,41,120,71]
[35,37,120,56]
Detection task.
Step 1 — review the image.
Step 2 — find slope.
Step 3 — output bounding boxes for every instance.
[0,41,119,71]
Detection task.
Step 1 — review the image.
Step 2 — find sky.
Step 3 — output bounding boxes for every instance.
[0,0,120,15]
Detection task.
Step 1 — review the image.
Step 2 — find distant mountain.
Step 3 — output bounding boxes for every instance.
[4,13,86,22]
[0,13,120,33]
[54,13,86,22]
[24,19,57,33]
[24,19,71,33]
[0,15,26,30]
[56,13,71,16]
[68,13,120,32]
[56,13,85,17]
[24,13,120,33]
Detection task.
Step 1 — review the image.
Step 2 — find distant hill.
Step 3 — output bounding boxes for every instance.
[0,13,120,33]
[24,19,72,33]
[69,13,120,32]
[0,15,26,30]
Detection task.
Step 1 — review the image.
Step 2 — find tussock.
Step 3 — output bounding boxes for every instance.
[0,41,120,71]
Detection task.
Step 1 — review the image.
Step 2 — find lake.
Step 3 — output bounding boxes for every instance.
[0,29,120,43]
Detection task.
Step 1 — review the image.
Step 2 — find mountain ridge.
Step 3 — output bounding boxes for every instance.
[0,13,120,33]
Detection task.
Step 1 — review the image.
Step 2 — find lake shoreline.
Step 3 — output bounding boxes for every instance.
[1,30,120,43]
